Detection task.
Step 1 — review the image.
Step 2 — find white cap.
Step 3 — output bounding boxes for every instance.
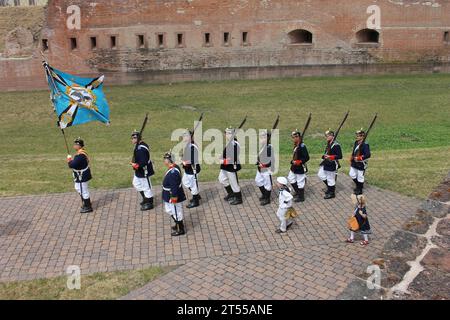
[276,177,288,185]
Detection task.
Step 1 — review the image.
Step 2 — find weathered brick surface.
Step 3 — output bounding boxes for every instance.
[0,175,418,298]
[1,0,450,90]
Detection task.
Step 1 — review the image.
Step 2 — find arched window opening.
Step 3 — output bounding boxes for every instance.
[288,29,313,44]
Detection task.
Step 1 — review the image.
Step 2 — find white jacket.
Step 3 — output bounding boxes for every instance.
[278,187,293,209]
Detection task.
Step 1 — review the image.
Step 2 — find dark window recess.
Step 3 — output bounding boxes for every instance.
[223,32,230,45]
[137,34,145,48]
[42,39,49,51]
[204,32,211,45]
[158,34,164,47]
[90,37,97,49]
[356,29,379,43]
[288,29,313,44]
[242,32,248,45]
[177,33,184,47]
[70,37,77,50]
[444,31,449,42]
[110,36,117,48]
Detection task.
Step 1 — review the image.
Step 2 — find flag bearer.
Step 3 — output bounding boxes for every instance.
[287,130,310,202]
[181,129,201,208]
[162,152,187,236]
[349,129,371,195]
[219,127,243,205]
[255,130,274,206]
[131,130,155,211]
[67,138,93,213]
[318,130,343,199]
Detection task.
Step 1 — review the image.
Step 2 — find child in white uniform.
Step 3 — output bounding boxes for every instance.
[275,177,294,234]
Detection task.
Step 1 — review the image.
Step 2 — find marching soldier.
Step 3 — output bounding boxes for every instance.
[219,127,243,205]
[181,129,201,208]
[130,130,155,211]
[318,130,343,199]
[287,130,310,202]
[162,152,187,236]
[349,129,371,195]
[255,130,274,206]
[67,138,93,213]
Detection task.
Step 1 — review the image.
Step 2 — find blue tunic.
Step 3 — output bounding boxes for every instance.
[68,151,92,183]
[182,142,201,175]
[290,143,309,174]
[351,142,371,171]
[133,141,155,178]
[221,140,241,172]
[321,141,343,172]
[162,165,187,203]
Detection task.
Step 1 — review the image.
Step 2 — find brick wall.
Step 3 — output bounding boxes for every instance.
[1,0,450,91]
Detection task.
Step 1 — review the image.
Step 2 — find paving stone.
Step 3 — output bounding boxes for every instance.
[0,176,420,299]
[420,199,449,218]
[403,210,434,235]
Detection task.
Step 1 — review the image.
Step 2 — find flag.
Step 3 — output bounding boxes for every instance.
[43,62,110,129]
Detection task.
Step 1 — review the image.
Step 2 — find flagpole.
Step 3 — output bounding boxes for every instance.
[60,128,71,155]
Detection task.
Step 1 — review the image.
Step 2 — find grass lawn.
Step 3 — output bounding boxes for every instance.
[0,265,171,300]
[0,74,449,198]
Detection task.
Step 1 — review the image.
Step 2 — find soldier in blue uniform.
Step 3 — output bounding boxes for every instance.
[67,138,93,213]
[130,130,155,211]
[181,130,202,208]
[219,127,243,205]
[162,152,187,236]
[349,129,371,195]
[318,130,343,199]
[255,130,275,206]
[287,130,310,202]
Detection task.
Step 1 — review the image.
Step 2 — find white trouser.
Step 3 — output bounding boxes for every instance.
[182,173,199,196]
[164,202,184,221]
[276,207,292,232]
[317,166,337,187]
[133,175,154,198]
[74,182,90,200]
[349,167,365,183]
[255,171,272,191]
[218,170,241,192]
[287,171,306,189]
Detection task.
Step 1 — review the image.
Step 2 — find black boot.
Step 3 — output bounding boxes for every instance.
[297,188,305,202]
[260,189,271,206]
[171,216,177,231]
[322,180,329,193]
[224,186,234,201]
[80,198,93,213]
[171,220,186,236]
[139,191,145,205]
[352,178,359,194]
[187,194,200,208]
[354,182,364,195]
[141,197,154,211]
[291,184,300,202]
[324,186,335,199]
[229,192,243,205]
[258,186,266,200]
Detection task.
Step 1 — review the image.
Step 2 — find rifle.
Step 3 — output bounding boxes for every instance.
[327,111,349,155]
[322,111,349,168]
[268,114,280,144]
[190,113,204,182]
[227,115,247,169]
[356,113,378,157]
[301,113,312,142]
[191,112,204,143]
[132,113,149,163]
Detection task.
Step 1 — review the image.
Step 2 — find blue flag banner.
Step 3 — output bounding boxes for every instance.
[43,62,110,129]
